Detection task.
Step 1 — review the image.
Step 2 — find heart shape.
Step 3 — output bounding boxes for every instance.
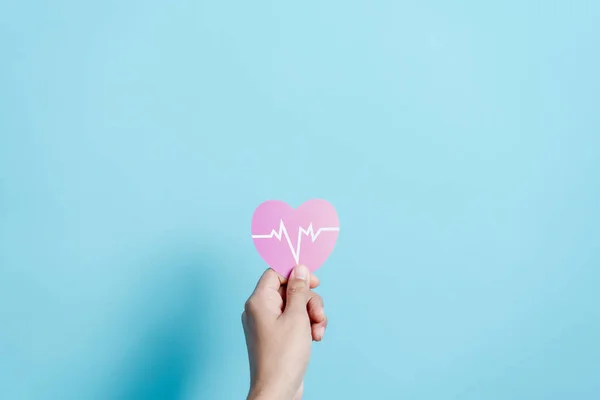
[251,199,340,278]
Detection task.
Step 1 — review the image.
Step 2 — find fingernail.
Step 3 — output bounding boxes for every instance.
[294,265,308,280]
[317,326,325,340]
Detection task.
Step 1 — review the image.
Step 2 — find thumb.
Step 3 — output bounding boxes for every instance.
[284,265,310,315]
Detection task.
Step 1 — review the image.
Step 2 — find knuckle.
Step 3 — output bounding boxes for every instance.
[287,280,307,295]
[314,293,324,307]
[308,293,323,308]
[244,297,259,314]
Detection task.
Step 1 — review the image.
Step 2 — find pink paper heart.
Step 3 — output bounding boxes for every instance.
[251,199,340,278]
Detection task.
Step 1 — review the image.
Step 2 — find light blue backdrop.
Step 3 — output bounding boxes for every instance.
[1,1,599,399]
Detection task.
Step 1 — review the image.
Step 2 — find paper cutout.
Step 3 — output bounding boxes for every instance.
[251,199,340,277]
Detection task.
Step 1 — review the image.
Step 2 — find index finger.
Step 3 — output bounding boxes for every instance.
[253,268,285,294]
[255,268,320,294]
[275,269,320,289]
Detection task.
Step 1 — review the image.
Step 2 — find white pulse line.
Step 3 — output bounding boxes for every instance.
[252,220,340,264]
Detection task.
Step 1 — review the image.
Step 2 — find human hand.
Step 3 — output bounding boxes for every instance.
[242,265,328,400]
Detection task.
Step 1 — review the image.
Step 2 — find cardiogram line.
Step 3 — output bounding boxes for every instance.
[252,220,340,264]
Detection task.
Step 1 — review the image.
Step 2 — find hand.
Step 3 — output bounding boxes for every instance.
[242,265,328,400]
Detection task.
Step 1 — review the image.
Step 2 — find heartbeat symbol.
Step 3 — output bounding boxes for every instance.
[252,220,340,264]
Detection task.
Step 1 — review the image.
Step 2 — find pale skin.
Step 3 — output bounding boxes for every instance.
[242,265,328,400]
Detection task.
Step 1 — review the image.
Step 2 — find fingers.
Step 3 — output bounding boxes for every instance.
[277,272,320,302]
[259,267,319,299]
[308,293,328,341]
[310,274,320,289]
[247,269,286,317]
[307,293,325,323]
[276,270,320,291]
[253,268,284,294]
[283,265,311,315]
[311,316,328,342]
[252,266,327,339]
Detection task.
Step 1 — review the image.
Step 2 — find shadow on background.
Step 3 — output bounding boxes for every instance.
[109,248,227,400]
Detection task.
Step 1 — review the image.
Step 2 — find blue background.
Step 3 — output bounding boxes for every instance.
[1,1,599,399]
